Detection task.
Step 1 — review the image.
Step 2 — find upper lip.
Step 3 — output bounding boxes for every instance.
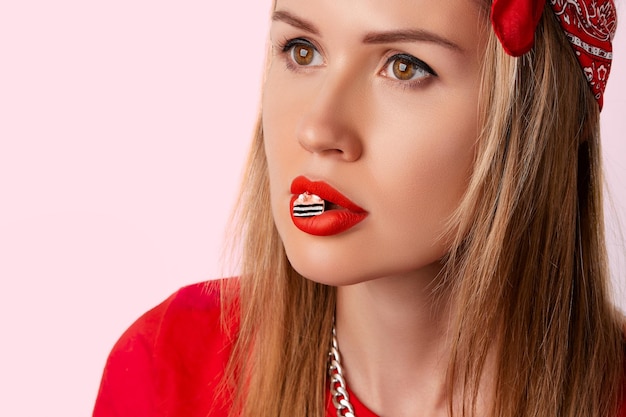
[290,176,366,213]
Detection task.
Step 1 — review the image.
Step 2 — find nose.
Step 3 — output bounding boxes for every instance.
[295,72,364,162]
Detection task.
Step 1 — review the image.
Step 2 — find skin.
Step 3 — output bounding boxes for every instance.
[262,0,489,415]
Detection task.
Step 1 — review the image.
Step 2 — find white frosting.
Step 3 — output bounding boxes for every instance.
[293,192,325,217]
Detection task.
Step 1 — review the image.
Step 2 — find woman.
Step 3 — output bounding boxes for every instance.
[94,0,624,416]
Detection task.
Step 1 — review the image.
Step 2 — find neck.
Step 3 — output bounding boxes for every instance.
[335,264,453,417]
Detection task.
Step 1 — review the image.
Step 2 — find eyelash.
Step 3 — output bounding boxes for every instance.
[277,37,437,88]
[381,53,437,85]
[279,37,322,71]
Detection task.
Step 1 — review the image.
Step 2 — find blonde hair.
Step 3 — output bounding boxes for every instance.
[221,4,624,417]
[444,6,624,417]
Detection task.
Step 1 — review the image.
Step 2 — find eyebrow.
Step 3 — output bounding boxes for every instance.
[272,10,320,35]
[363,30,463,53]
[272,10,463,53]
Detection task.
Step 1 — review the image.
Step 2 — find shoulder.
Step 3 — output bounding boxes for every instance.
[105,279,229,369]
[93,279,237,417]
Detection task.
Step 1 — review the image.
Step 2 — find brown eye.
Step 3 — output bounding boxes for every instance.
[383,53,435,83]
[283,38,323,67]
[392,57,417,80]
[293,44,315,65]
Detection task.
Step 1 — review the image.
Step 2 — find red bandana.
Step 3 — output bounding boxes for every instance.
[491,0,617,109]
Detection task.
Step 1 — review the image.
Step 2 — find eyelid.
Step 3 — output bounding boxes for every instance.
[281,37,315,53]
[383,53,437,77]
[279,37,325,68]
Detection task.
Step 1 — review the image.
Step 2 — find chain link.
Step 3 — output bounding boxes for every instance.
[328,325,356,417]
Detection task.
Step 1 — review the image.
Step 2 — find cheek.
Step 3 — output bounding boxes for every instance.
[366,104,477,250]
[262,70,300,166]
[261,80,299,230]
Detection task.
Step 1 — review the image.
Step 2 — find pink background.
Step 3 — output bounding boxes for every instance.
[0,2,624,415]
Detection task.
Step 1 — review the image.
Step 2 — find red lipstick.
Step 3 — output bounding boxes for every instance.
[290,176,367,236]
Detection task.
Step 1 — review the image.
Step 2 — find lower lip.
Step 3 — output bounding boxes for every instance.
[290,196,367,236]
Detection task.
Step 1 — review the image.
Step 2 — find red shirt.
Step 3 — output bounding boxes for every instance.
[93,280,626,417]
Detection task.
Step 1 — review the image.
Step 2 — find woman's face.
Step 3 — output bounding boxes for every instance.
[263,0,488,285]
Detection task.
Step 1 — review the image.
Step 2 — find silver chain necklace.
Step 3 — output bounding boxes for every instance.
[328,324,357,417]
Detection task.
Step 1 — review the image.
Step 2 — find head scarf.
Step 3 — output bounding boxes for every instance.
[491,0,617,109]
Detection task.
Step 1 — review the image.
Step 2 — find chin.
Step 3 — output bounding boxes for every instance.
[284,240,449,288]
[284,247,372,287]
[285,250,414,288]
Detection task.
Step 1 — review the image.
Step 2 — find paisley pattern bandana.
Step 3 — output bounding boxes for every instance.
[491,0,617,109]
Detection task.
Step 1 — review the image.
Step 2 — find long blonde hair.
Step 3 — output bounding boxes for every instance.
[221,3,624,416]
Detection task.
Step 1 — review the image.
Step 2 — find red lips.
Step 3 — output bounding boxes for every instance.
[290,176,368,236]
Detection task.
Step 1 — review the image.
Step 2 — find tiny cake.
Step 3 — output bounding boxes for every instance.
[293,192,325,217]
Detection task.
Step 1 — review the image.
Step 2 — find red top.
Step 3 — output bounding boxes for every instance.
[94,280,626,417]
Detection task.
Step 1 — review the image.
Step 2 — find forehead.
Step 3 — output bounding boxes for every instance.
[272,0,487,45]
